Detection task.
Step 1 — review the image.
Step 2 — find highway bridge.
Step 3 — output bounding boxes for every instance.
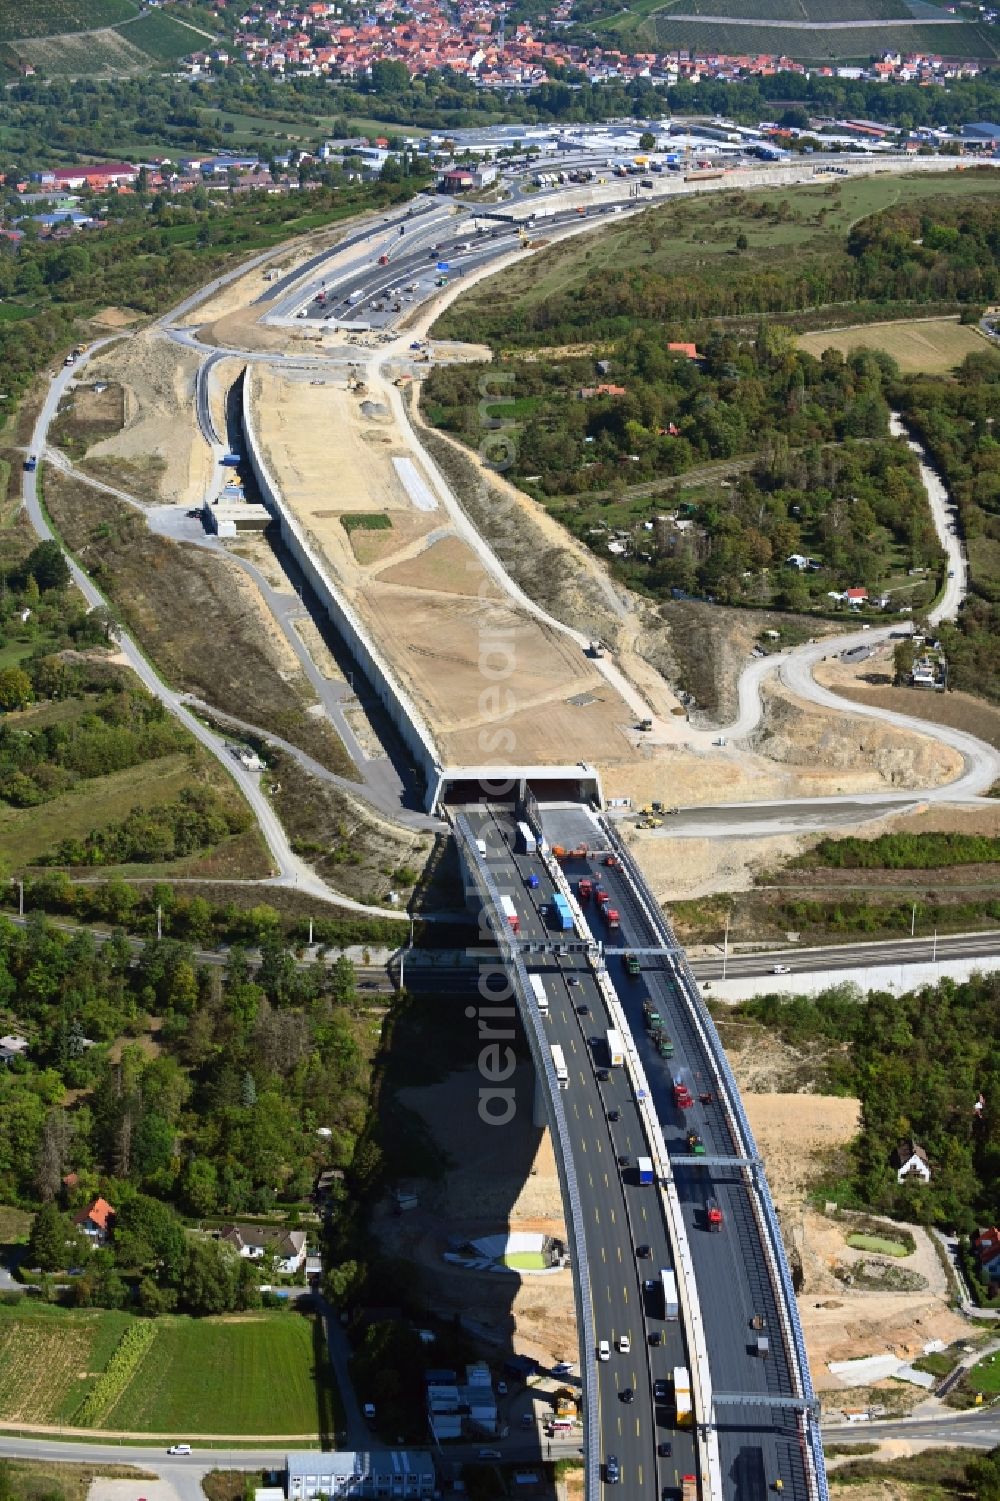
[452,795,826,1501]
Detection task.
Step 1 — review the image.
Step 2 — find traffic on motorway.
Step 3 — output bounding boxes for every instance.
[464,801,816,1501]
[464,804,697,1500]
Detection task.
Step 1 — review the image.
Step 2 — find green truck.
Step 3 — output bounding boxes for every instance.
[625,953,641,979]
[655,1031,674,1059]
[686,1131,706,1157]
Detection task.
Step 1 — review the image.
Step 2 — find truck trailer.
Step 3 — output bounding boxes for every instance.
[637,1156,654,1186]
[672,1072,694,1109]
[606,1029,624,1068]
[674,1366,693,1427]
[551,893,574,932]
[516,820,536,855]
[529,973,549,1018]
[500,895,520,935]
[661,1268,678,1320]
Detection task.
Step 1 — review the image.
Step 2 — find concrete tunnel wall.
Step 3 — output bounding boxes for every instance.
[240,368,446,810]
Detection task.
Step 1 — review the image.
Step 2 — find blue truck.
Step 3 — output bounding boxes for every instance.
[551,892,574,932]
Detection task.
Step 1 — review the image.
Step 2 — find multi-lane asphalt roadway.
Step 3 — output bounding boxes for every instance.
[465,802,814,1501]
[464,804,697,1498]
[695,931,1000,983]
[268,199,620,335]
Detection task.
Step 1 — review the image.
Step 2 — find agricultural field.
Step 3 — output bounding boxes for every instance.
[114,8,211,61]
[798,317,988,374]
[0,1305,332,1435]
[650,0,914,16]
[0,1304,134,1425]
[0,0,139,41]
[103,1313,333,1435]
[645,16,998,58]
[5,27,152,75]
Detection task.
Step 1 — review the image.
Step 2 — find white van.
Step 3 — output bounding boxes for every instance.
[598,1340,610,1361]
[167,1444,191,1456]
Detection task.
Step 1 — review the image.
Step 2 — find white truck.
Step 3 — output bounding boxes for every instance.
[661,1268,678,1321]
[606,1028,624,1068]
[529,973,549,1018]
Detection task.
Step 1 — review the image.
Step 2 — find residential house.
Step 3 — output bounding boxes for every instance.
[74,1196,115,1246]
[845,587,869,607]
[893,1140,931,1184]
[578,383,627,398]
[217,1222,308,1274]
[0,1034,28,1065]
[972,1227,1000,1291]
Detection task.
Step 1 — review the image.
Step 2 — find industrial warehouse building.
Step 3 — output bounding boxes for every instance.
[284,1451,435,1499]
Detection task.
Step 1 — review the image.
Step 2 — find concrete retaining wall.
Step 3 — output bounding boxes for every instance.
[240,369,445,809]
[709,956,999,1003]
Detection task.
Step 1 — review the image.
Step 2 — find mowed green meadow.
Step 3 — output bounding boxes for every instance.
[0,1303,334,1435]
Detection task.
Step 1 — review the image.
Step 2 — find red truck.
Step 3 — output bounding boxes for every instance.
[377,253,390,266]
[578,877,593,901]
[672,1074,693,1109]
[606,908,620,929]
[706,1198,723,1231]
[500,895,520,935]
[594,886,609,907]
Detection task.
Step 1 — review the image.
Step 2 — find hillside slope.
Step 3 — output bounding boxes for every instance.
[598,0,1000,59]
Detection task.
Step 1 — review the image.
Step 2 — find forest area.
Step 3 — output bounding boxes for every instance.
[734,973,1000,1237]
[426,187,1000,652]
[0,914,372,1314]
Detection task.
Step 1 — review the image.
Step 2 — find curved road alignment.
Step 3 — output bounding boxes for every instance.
[23,343,406,919]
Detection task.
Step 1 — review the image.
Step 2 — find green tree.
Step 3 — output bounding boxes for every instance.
[638,130,655,151]
[0,667,33,712]
[27,1200,70,1272]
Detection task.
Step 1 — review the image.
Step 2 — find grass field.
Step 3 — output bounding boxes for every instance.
[967,1350,1000,1394]
[0,1461,154,1501]
[0,1304,333,1435]
[436,172,1000,344]
[0,0,139,42]
[845,1233,911,1256]
[798,317,987,373]
[104,1313,334,1435]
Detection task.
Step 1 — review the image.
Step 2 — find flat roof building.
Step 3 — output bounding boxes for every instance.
[286,1451,435,1500]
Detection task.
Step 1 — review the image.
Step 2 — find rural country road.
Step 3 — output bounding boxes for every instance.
[889,410,967,627]
[23,348,407,920]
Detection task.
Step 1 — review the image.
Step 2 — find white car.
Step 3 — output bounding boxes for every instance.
[618,1333,631,1353]
[772,964,791,975]
[598,1339,610,1361]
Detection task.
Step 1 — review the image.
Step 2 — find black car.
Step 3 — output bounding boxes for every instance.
[597,1068,611,1082]
[658,1442,672,1458]
[653,1379,669,1401]
[617,1154,629,1168]
[608,1109,620,1122]
[576,1003,589,1015]
[649,1331,663,1347]
[636,1244,651,1259]
[605,1456,620,1485]
[619,1388,634,1404]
